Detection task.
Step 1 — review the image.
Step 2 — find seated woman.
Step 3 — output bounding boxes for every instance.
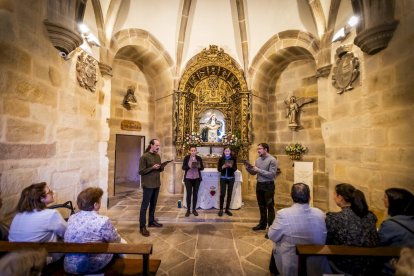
[378,188,414,275]
[8,182,67,262]
[379,188,414,246]
[326,183,379,275]
[64,187,121,274]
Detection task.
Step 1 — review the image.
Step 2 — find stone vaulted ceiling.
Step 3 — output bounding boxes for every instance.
[83,0,343,75]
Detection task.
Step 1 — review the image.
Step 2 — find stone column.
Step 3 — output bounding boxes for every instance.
[98,63,112,204]
[43,0,86,57]
[352,0,399,55]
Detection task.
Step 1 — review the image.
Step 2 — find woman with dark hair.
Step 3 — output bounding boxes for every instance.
[9,182,67,262]
[182,145,205,217]
[325,183,379,275]
[217,146,237,216]
[64,187,121,274]
[378,188,414,246]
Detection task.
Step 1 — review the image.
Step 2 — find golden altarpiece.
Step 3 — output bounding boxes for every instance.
[174,45,252,166]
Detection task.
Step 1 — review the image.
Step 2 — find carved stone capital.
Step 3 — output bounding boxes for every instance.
[354,21,399,55]
[316,64,332,78]
[98,62,113,77]
[43,20,83,57]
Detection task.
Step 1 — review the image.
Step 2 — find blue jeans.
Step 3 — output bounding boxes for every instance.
[139,187,160,228]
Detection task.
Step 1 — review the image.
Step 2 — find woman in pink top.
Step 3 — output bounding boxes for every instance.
[182,146,204,217]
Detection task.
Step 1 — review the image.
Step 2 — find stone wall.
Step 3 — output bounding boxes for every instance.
[0,1,109,220]
[270,60,327,210]
[107,59,153,196]
[321,1,414,218]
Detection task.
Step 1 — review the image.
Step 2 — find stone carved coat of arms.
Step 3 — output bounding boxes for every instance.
[76,52,97,92]
[332,45,360,94]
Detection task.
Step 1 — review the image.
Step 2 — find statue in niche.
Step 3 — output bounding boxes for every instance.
[201,114,223,142]
[122,86,137,110]
[284,96,313,130]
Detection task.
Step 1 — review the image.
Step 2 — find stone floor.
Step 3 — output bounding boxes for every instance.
[104,190,273,276]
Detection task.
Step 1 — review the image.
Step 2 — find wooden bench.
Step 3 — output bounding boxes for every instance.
[0,241,161,275]
[296,245,402,276]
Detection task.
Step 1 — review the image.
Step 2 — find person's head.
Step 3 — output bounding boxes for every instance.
[335,183,369,217]
[16,182,54,212]
[189,146,197,156]
[223,147,232,157]
[77,187,104,211]
[291,183,310,204]
[384,188,414,216]
[145,139,160,153]
[395,247,414,276]
[290,96,296,103]
[257,143,269,157]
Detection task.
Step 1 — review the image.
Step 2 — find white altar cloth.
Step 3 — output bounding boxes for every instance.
[183,168,242,210]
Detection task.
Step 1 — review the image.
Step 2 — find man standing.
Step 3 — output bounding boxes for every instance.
[138,139,163,237]
[268,183,330,276]
[245,143,277,232]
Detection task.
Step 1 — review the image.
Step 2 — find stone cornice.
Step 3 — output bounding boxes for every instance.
[43,20,83,57]
[98,62,113,77]
[316,64,332,78]
[354,21,399,55]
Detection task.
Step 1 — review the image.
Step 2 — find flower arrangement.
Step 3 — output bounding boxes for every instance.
[221,132,241,153]
[221,133,239,146]
[285,143,308,160]
[183,132,202,147]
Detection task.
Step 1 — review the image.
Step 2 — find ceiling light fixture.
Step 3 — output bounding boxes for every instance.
[332,16,359,42]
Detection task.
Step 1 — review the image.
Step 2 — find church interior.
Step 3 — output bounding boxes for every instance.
[0,0,413,275]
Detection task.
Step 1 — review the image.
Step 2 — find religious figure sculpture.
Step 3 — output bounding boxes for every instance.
[201,114,222,142]
[122,86,137,110]
[284,96,313,130]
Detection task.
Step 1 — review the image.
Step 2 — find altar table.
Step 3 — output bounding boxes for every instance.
[183,168,242,210]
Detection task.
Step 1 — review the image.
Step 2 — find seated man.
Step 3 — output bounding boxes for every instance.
[268,183,331,276]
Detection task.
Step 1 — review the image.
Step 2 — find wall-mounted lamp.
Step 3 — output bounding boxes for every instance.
[123,86,138,110]
[78,23,101,47]
[332,16,359,42]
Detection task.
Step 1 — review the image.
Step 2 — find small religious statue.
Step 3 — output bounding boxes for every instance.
[122,86,137,110]
[284,96,313,130]
[201,114,222,142]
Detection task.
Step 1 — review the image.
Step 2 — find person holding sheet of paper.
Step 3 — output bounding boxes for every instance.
[182,146,205,217]
[138,139,164,237]
[217,147,238,216]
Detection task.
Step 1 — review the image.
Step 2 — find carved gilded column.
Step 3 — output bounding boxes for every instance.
[230,91,251,160]
[351,0,399,55]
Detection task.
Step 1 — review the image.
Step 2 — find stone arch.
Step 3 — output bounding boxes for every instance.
[107,29,176,196]
[109,29,174,97]
[249,30,319,94]
[247,31,328,210]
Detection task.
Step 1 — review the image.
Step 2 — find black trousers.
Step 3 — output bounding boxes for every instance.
[184,178,201,211]
[256,181,275,227]
[139,187,160,228]
[219,178,235,210]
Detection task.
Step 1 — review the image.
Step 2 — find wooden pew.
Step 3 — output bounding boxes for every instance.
[0,241,161,275]
[296,245,402,276]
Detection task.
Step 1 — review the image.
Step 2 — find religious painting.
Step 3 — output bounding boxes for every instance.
[199,109,225,142]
